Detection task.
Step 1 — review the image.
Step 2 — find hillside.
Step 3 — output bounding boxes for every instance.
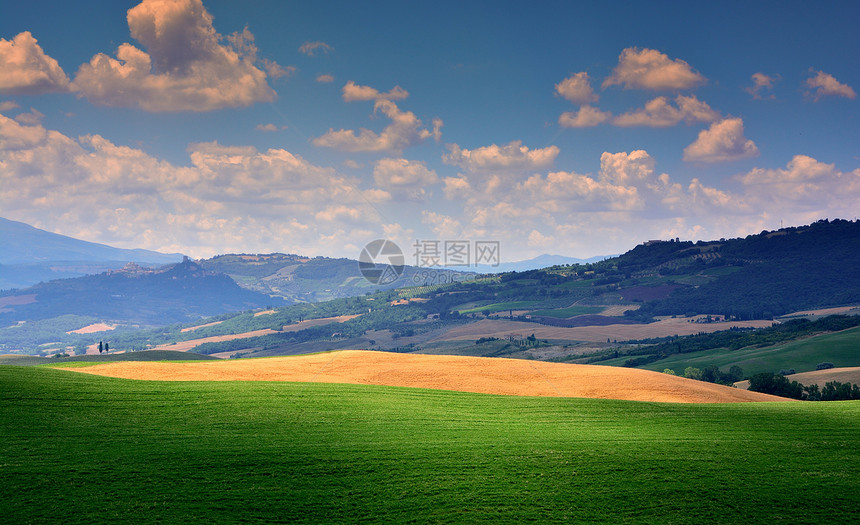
[5,219,859,367]
[0,258,282,328]
[0,217,184,289]
[612,218,860,320]
[198,253,473,303]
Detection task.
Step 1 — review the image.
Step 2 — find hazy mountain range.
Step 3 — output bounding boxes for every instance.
[0,217,184,290]
[0,216,603,290]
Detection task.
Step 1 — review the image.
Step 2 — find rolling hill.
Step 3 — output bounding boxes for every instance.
[198,252,472,303]
[0,258,283,327]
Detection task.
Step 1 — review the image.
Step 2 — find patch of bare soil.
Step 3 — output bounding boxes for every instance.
[68,350,786,403]
[66,323,116,334]
[155,315,363,352]
[0,294,37,313]
[180,321,225,332]
[781,306,860,317]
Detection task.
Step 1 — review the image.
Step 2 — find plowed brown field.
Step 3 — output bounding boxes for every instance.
[68,350,787,403]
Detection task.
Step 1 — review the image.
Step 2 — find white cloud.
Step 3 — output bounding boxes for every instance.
[441,141,560,200]
[312,99,438,152]
[683,118,759,163]
[555,72,598,104]
[342,81,408,102]
[0,109,397,257]
[316,74,335,83]
[0,101,19,111]
[598,150,657,186]
[72,0,277,112]
[443,140,558,173]
[603,47,706,91]
[299,41,334,56]
[372,157,438,200]
[373,157,437,186]
[442,176,471,200]
[806,70,856,101]
[736,155,860,221]
[747,72,779,99]
[527,229,553,248]
[613,94,719,127]
[255,123,286,132]
[14,108,44,126]
[0,31,71,95]
[519,169,642,212]
[421,211,462,239]
[558,105,612,128]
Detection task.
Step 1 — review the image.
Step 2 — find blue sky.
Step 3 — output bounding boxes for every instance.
[1,0,858,263]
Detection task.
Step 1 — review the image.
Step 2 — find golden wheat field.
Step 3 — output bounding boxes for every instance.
[68,350,787,403]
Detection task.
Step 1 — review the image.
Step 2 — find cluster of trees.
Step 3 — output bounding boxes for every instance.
[632,219,860,320]
[617,315,860,366]
[663,365,744,386]
[748,373,860,401]
[0,314,97,352]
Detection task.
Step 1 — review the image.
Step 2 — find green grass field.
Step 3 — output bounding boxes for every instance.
[636,326,860,376]
[528,306,604,318]
[2,366,859,522]
[457,301,539,315]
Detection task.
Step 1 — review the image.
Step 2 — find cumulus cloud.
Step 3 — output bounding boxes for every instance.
[0,109,400,257]
[71,0,278,111]
[316,74,334,83]
[558,105,612,128]
[0,101,19,111]
[738,155,844,186]
[313,99,440,152]
[299,41,334,56]
[805,70,856,101]
[372,157,438,200]
[603,47,706,91]
[421,211,462,239]
[747,72,779,99]
[440,141,560,201]
[342,80,408,102]
[443,140,559,173]
[613,94,719,127]
[555,72,598,104]
[0,31,71,95]
[683,118,759,163]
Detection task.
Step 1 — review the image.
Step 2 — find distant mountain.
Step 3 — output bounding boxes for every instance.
[198,253,474,303]
[475,253,614,273]
[0,217,184,289]
[0,258,282,327]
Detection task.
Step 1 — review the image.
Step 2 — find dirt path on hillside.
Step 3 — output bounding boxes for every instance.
[67,350,787,403]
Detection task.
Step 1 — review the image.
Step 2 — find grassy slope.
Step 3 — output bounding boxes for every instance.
[2,366,858,523]
[0,350,217,367]
[635,326,860,376]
